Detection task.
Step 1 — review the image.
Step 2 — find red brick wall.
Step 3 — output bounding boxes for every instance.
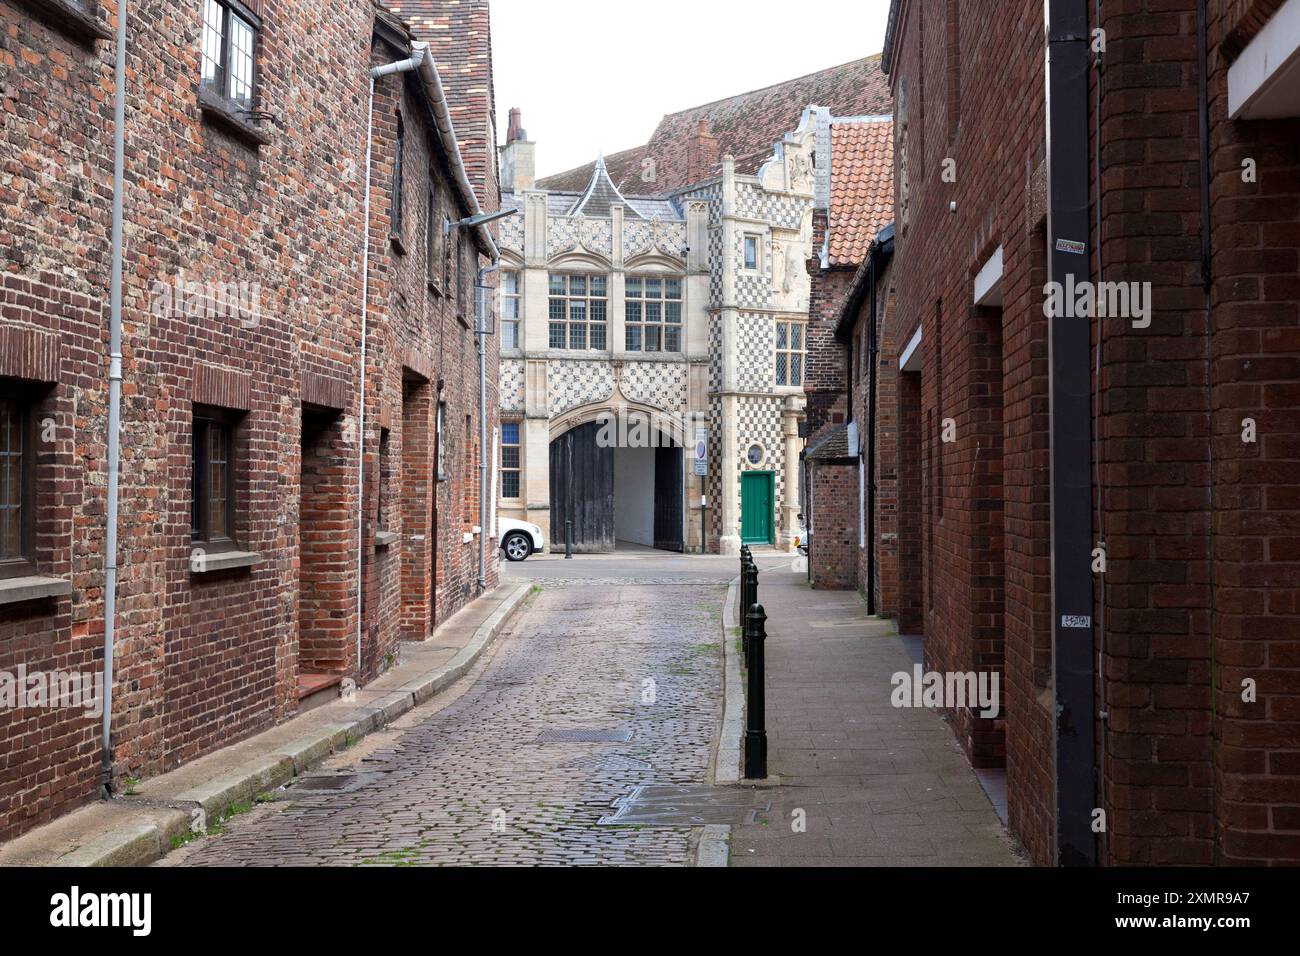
[1205,0,1300,865]
[885,0,1058,864]
[0,0,498,842]
[881,0,1300,866]
[808,460,858,590]
[805,211,856,439]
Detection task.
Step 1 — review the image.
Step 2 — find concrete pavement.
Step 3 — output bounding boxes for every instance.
[727,561,1026,866]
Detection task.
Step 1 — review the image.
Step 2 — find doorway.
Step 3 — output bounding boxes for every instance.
[740,470,774,545]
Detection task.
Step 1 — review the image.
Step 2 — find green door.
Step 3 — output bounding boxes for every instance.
[740,471,774,545]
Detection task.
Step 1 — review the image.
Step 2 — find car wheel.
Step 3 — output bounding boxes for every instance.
[503,532,532,562]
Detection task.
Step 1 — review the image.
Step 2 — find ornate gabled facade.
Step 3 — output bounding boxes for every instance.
[496,105,822,554]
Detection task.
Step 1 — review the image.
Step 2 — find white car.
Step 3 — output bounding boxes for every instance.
[499,518,545,562]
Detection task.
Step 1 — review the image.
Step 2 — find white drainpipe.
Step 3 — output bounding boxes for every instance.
[101,0,127,792]
[477,260,499,591]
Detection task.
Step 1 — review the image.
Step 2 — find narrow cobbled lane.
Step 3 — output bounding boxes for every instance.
[177,573,726,866]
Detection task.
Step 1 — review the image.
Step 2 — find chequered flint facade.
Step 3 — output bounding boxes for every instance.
[497,114,822,554]
[0,0,499,842]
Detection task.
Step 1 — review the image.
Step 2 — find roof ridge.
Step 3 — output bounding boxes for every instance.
[656,53,884,122]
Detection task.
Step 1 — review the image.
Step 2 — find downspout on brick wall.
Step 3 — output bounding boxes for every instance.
[1045,0,1098,866]
[477,260,499,591]
[101,0,128,793]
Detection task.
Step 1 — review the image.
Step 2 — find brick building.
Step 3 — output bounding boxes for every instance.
[0,0,501,842]
[804,114,894,439]
[801,112,893,584]
[813,0,1300,865]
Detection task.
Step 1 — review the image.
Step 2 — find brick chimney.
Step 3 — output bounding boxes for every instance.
[686,118,720,185]
[499,107,535,193]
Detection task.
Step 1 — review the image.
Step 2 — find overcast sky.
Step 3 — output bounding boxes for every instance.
[491,0,892,179]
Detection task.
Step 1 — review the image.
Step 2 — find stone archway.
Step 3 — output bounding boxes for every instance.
[549,401,686,554]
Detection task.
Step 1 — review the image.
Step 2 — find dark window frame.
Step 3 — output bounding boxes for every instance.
[426,184,444,295]
[456,234,467,319]
[191,405,241,554]
[391,112,405,238]
[200,0,261,112]
[436,400,448,482]
[0,385,39,581]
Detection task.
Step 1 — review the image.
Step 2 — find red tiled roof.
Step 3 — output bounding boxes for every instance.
[386,0,499,211]
[828,119,894,266]
[537,55,892,194]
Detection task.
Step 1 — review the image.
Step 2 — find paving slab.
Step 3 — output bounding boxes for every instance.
[727,564,1026,867]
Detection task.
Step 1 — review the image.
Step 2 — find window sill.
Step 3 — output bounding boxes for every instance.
[390,234,407,255]
[0,575,73,607]
[199,87,272,149]
[191,550,262,575]
[12,0,111,44]
[374,531,399,550]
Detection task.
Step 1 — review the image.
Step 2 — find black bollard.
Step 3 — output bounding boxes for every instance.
[744,602,768,780]
[565,519,573,559]
[741,556,759,659]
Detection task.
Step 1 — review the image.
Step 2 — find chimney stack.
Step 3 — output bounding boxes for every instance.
[500,107,535,192]
[686,118,720,186]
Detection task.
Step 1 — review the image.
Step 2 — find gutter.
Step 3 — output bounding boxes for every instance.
[409,42,500,260]
[101,0,127,793]
[881,0,903,74]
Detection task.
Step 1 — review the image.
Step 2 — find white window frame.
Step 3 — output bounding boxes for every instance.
[547,273,608,351]
[774,319,806,387]
[624,275,683,353]
[500,421,522,499]
[501,270,521,350]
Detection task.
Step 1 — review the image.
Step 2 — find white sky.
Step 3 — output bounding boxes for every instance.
[492,0,892,179]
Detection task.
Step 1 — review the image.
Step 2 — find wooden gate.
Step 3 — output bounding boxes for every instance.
[653,443,684,552]
[550,422,614,553]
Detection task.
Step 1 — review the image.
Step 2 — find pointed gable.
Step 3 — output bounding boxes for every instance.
[568,156,644,219]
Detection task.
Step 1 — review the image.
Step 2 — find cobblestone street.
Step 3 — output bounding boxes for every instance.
[171,557,729,866]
